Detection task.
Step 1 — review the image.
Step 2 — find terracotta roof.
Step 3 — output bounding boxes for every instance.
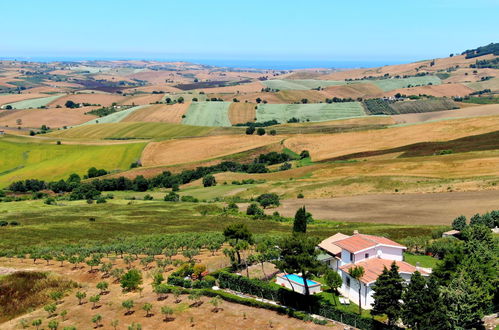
[340,258,428,284]
[334,233,405,253]
[318,233,350,255]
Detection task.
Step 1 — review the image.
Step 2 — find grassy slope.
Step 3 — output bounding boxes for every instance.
[368,76,442,92]
[4,94,65,109]
[47,122,214,140]
[0,199,440,250]
[0,137,145,187]
[182,102,232,127]
[78,105,146,125]
[256,102,365,123]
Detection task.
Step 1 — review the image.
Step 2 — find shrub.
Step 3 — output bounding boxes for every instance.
[202,174,217,187]
[120,269,142,291]
[246,203,264,216]
[256,128,266,136]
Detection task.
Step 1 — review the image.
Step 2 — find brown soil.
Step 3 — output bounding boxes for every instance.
[321,83,383,99]
[197,81,265,93]
[228,103,256,124]
[122,103,190,124]
[271,190,499,225]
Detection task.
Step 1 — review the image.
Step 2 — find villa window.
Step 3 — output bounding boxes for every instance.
[365,253,369,259]
[350,252,354,262]
[346,277,351,288]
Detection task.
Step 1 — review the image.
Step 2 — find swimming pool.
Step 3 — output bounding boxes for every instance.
[282,274,319,286]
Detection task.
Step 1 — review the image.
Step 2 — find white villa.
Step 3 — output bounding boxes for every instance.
[318,231,428,309]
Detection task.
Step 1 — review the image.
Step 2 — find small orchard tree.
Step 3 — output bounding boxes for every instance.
[32,319,42,330]
[142,303,153,317]
[44,303,57,317]
[50,291,63,304]
[48,320,58,330]
[76,291,87,305]
[172,288,182,303]
[161,306,174,322]
[120,269,143,291]
[110,320,119,330]
[96,281,109,294]
[122,299,134,314]
[210,296,222,312]
[60,309,68,321]
[89,295,101,309]
[91,314,102,328]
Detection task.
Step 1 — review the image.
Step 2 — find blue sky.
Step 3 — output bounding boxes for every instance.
[1,0,498,61]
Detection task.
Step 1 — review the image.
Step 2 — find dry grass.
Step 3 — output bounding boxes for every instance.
[393,103,499,124]
[49,94,127,107]
[228,102,256,124]
[198,81,264,93]
[122,103,190,123]
[119,93,165,106]
[382,83,474,98]
[141,134,282,166]
[0,107,97,128]
[321,83,383,99]
[284,115,499,161]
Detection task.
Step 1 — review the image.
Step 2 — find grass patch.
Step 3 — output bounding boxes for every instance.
[182,102,232,127]
[261,79,345,90]
[0,200,439,250]
[0,137,145,187]
[4,94,65,109]
[403,253,440,269]
[48,122,214,140]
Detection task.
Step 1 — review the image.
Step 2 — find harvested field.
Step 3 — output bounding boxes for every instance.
[272,190,499,225]
[122,84,182,94]
[3,94,65,109]
[284,115,499,161]
[197,81,264,93]
[50,93,127,107]
[0,107,96,128]
[369,76,441,92]
[262,79,345,90]
[182,101,232,127]
[122,103,189,123]
[141,135,282,166]
[119,93,165,105]
[392,103,499,124]
[228,102,257,124]
[321,83,383,99]
[274,90,327,103]
[0,93,48,107]
[256,102,365,123]
[79,105,146,125]
[383,83,475,98]
[48,122,213,140]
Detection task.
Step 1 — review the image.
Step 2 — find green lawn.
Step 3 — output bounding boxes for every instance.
[0,137,145,187]
[403,253,440,269]
[0,199,441,250]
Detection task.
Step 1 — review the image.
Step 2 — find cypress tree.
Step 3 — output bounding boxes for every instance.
[293,206,307,233]
[371,262,404,325]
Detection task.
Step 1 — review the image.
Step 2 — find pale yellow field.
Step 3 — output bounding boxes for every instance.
[141,134,282,166]
[122,103,190,123]
[284,115,499,161]
[0,107,97,128]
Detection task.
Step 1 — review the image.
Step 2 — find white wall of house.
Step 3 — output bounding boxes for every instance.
[378,246,404,261]
[340,245,404,265]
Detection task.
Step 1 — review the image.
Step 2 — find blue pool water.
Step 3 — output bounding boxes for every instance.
[283,274,319,286]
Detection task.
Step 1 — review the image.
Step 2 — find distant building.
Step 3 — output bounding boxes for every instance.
[318,231,428,309]
[0,130,5,136]
[442,229,461,238]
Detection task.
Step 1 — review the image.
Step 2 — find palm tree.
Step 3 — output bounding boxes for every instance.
[348,266,365,315]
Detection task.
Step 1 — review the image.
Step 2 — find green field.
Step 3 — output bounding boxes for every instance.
[48,122,214,140]
[262,79,345,90]
[3,94,65,109]
[182,101,232,127]
[79,105,146,125]
[368,76,442,92]
[256,102,366,123]
[0,136,145,187]
[0,199,440,250]
[465,77,499,92]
